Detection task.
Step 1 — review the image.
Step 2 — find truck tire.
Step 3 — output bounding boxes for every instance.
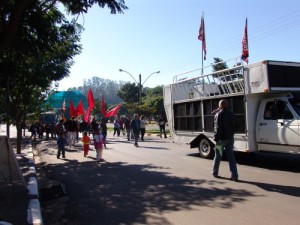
[198,138,214,159]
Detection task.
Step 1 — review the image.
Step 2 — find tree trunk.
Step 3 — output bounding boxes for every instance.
[15,118,23,154]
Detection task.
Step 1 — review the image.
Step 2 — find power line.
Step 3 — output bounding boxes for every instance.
[161,8,300,76]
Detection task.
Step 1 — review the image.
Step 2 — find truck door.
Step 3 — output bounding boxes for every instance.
[257,100,300,153]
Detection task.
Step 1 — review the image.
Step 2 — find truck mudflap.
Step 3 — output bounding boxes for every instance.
[190,134,215,159]
[190,135,202,148]
[190,134,213,148]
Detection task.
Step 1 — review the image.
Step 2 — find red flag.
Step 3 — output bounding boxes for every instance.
[241,18,249,64]
[87,89,95,109]
[105,103,122,118]
[84,107,91,123]
[76,100,85,116]
[62,98,66,111]
[101,95,106,117]
[198,14,206,60]
[69,100,77,117]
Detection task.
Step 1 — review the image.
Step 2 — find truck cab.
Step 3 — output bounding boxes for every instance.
[256,95,300,154]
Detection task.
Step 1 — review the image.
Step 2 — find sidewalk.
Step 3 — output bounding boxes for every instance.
[0,136,42,225]
[0,126,169,225]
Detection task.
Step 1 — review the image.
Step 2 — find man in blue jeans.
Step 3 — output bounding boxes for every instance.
[212,99,239,182]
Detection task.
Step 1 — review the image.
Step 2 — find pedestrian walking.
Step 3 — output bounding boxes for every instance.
[37,122,44,140]
[55,119,65,137]
[29,122,37,141]
[79,120,89,133]
[140,115,147,141]
[81,131,91,157]
[113,119,121,136]
[50,123,56,139]
[158,114,167,138]
[45,124,50,140]
[100,117,108,148]
[93,128,104,163]
[119,118,125,135]
[66,117,78,147]
[91,118,99,136]
[131,114,141,147]
[212,99,239,182]
[57,133,67,159]
[124,116,131,141]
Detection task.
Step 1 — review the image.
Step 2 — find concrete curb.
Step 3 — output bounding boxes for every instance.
[24,147,43,225]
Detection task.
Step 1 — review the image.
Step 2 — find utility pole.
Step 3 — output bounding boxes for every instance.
[139,74,142,104]
[119,69,160,104]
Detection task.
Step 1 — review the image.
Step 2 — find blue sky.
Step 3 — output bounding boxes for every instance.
[57,0,300,91]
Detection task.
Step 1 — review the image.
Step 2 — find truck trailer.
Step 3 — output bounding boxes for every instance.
[163,59,300,158]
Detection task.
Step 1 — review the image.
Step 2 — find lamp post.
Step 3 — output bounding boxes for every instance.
[142,71,160,86]
[119,69,160,104]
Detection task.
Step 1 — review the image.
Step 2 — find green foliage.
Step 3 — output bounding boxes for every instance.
[116,84,165,118]
[0,3,82,118]
[211,57,228,72]
[0,0,133,154]
[117,82,140,103]
[142,86,165,116]
[81,77,124,105]
[60,0,128,15]
[0,0,128,52]
[144,86,163,96]
[0,2,83,153]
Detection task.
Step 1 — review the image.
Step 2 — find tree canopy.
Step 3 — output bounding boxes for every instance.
[0,0,127,52]
[0,0,128,153]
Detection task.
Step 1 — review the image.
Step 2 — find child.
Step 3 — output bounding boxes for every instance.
[93,128,104,163]
[81,131,91,157]
[57,133,67,159]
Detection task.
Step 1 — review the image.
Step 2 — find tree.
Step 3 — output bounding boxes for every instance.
[0,0,127,153]
[117,82,140,103]
[0,0,128,52]
[143,86,165,118]
[81,77,124,105]
[211,57,228,72]
[211,57,244,94]
[119,85,166,119]
[212,57,243,81]
[211,57,231,82]
[0,3,82,153]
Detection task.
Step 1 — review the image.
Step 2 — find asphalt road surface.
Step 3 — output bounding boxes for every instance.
[35,133,300,225]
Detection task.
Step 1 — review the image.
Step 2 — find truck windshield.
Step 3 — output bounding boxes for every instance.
[289,98,300,117]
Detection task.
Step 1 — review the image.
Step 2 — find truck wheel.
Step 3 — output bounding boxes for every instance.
[198,138,214,159]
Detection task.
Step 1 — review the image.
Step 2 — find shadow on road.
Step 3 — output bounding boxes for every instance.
[38,159,259,225]
[238,180,300,197]
[187,151,300,173]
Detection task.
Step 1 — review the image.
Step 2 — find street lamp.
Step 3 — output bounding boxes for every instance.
[142,71,160,86]
[119,69,160,104]
[119,69,139,84]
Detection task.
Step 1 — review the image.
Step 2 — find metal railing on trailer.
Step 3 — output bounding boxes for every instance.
[171,57,245,103]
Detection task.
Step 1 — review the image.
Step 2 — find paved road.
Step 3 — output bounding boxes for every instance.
[35,132,300,225]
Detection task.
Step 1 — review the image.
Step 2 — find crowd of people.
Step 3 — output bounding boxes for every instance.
[28,114,168,164]
[27,101,238,180]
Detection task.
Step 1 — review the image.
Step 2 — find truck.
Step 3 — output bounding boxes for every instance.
[163,59,300,159]
[40,111,59,125]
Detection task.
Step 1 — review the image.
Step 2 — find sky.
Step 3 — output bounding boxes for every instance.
[57,0,300,91]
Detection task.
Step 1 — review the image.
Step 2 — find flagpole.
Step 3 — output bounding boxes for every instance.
[201,12,204,75]
[201,44,204,75]
[198,11,206,75]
